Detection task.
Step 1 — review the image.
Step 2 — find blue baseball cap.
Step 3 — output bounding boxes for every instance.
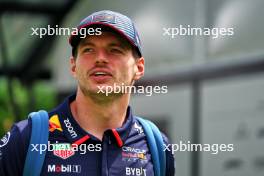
[69,10,142,57]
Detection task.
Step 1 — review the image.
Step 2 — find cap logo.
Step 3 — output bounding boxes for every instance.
[92,13,116,24]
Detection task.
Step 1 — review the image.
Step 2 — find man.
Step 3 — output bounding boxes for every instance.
[0,10,175,175]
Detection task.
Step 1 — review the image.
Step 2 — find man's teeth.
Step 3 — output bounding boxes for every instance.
[94,72,107,76]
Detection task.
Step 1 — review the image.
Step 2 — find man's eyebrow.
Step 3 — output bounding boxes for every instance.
[79,41,95,47]
[79,41,129,49]
[108,43,128,49]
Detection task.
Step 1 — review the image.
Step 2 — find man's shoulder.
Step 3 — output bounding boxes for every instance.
[0,118,33,175]
[6,110,57,146]
[133,117,170,142]
[133,117,175,175]
[14,119,31,134]
[5,116,35,151]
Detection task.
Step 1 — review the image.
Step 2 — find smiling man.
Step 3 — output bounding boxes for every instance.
[0,10,175,176]
[70,28,145,140]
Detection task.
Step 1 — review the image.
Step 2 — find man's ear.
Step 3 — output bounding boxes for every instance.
[70,56,77,77]
[134,57,145,80]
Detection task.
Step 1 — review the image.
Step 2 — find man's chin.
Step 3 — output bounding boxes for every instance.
[87,88,123,101]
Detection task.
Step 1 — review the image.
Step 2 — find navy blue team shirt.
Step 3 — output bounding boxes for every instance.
[0,94,175,176]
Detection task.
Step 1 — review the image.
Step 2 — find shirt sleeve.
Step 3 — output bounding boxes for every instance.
[0,119,31,176]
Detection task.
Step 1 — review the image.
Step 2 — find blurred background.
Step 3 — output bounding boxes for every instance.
[0,0,264,176]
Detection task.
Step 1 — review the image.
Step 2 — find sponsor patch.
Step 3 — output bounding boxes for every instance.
[49,115,63,132]
[122,146,147,163]
[64,118,78,138]
[134,122,143,134]
[48,164,81,173]
[0,132,10,148]
[126,167,147,176]
[93,13,116,24]
[53,143,75,159]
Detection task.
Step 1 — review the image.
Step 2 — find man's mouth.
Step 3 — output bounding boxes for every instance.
[92,72,112,76]
[90,68,113,76]
[89,69,113,83]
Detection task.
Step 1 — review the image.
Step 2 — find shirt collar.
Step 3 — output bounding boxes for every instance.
[55,94,90,144]
[111,106,133,147]
[54,93,134,147]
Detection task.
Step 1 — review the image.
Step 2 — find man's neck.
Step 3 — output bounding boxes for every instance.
[70,89,130,140]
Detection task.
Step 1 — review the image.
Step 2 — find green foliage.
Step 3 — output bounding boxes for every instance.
[0,78,57,136]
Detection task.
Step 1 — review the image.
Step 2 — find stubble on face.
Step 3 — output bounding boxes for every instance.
[77,70,135,105]
[74,32,138,104]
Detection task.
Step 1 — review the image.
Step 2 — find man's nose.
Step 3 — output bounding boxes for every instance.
[95,49,109,64]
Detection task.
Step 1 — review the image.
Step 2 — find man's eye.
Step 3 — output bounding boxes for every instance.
[83,48,94,53]
[110,48,123,54]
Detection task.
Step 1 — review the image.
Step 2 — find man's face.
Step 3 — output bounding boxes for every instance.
[70,31,144,97]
